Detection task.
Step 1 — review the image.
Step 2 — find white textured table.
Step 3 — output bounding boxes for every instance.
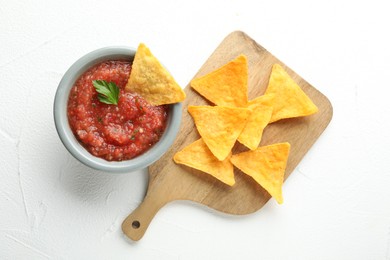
[1,1,390,259]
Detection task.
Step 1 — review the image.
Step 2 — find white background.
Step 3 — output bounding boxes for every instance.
[1,0,390,259]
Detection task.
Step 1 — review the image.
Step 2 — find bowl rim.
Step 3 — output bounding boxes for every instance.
[53,46,182,173]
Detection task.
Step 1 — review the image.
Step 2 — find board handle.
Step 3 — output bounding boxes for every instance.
[122,193,167,241]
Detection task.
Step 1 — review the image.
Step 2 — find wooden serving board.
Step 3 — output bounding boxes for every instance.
[122,31,333,241]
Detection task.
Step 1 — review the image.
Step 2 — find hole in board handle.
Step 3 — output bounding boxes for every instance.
[132,220,140,229]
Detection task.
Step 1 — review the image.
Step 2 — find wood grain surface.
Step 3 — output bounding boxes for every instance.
[122,31,333,241]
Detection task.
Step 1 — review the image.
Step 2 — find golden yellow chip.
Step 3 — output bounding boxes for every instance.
[188,105,250,161]
[174,138,235,186]
[125,43,186,105]
[237,94,274,150]
[230,142,290,204]
[190,54,248,107]
[265,64,318,123]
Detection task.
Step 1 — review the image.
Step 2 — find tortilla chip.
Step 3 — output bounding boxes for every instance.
[125,43,186,105]
[237,94,274,150]
[190,54,248,107]
[188,105,250,161]
[174,139,235,186]
[265,64,318,123]
[230,142,290,204]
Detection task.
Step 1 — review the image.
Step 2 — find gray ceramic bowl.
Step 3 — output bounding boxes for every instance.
[53,46,182,173]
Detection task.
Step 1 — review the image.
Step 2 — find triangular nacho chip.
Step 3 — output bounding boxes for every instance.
[125,43,186,105]
[237,94,274,150]
[230,142,290,204]
[173,139,235,186]
[190,54,248,107]
[265,64,318,123]
[188,105,250,161]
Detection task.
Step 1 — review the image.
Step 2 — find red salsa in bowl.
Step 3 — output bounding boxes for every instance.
[67,60,168,161]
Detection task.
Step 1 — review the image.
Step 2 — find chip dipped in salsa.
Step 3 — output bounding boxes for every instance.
[67,60,169,161]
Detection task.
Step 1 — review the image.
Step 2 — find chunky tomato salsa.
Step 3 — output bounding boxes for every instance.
[67,60,168,161]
